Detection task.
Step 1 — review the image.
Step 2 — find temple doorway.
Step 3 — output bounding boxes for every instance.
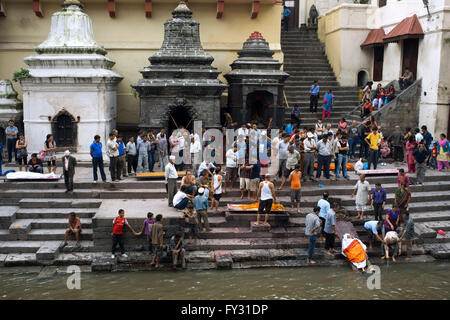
[246,91,274,125]
[52,111,76,148]
[168,106,193,135]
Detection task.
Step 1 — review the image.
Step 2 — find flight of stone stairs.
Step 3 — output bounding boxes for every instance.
[281,29,360,128]
[0,196,100,266]
[2,170,449,269]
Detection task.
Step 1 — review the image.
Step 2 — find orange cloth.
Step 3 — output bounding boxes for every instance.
[343,239,367,263]
[314,163,354,170]
[290,171,301,190]
[227,203,285,212]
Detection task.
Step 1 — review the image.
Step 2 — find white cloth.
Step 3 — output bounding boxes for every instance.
[341,233,367,269]
[303,138,316,153]
[198,161,214,177]
[6,172,61,180]
[165,162,178,182]
[237,127,249,137]
[226,149,238,168]
[190,140,202,154]
[64,157,69,171]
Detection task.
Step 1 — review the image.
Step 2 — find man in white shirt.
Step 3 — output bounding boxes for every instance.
[303,132,317,182]
[224,145,238,192]
[173,186,194,210]
[237,124,249,137]
[278,134,290,180]
[198,160,215,178]
[190,136,202,174]
[165,155,178,207]
[352,174,371,220]
[106,133,120,182]
[316,134,333,181]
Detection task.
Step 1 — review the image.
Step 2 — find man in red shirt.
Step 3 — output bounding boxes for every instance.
[112,209,138,258]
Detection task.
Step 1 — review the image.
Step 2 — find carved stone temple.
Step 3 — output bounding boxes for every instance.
[19,0,122,159]
[225,32,289,128]
[132,1,227,132]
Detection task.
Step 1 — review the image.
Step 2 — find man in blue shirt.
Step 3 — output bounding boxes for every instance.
[413,142,429,185]
[90,135,106,182]
[117,136,127,178]
[371,183,386,221]
[324,202,338,256]
[309,80,320,113]
[291,104,301,127]
[5,120,19,163]
[194,187,211,232]
[364,220,385,249]
[282,7,291,31]
[285,122,293,135]
[317,192,330,239]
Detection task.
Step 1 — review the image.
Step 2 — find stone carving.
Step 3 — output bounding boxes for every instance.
[308,5,319,28]
[132,1,227,131]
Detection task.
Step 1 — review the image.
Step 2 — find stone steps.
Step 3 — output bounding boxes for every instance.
[27,228,93,241]
[187,226,306,239]
[18,199,102,209]
[15,208,97,219]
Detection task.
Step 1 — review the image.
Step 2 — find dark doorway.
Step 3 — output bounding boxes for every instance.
[402,38,419,81]
[358,70,369,88]
[283,0,299,29]
[373,46,384,81]
[168,106,193,136]
[246,91,274,125]
[54,113,75,148]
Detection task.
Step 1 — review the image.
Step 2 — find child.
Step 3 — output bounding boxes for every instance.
[170,234,186,269]
[150,214,164,268]
[429,142,438,170]
[212,167,223,212]
[137,212,155,253]
[288,164,302,214]
[182,202,199,243]
[380,137,391,160]
[112,209,138,259]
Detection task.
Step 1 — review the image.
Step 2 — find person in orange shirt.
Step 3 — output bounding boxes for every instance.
[288,164,302,214]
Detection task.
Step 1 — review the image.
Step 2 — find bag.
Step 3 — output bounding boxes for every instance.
[38,150,46,161]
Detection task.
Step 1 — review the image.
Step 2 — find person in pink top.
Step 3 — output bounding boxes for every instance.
[397,168,410,189]
[338,118,348,135]
[406,136,417,173]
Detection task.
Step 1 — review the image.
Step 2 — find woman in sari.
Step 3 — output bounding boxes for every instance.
[380,137,391,159]
[322,89,334,119]
[362,81,373,102]
[406,136,417,173]
[437,133,450,171]
[395,183,411,213]
[385,85,396,104]
[384,206,400,232]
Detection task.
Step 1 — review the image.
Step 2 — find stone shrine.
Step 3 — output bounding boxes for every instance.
[0,80,23,144]
[19,0,122,159]
[225,32,289,128]
[132,1,227,133]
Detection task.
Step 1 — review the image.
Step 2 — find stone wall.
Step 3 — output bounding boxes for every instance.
[371,79,422,137]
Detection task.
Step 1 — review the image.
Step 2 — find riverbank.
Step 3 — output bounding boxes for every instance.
[1,262,449,300]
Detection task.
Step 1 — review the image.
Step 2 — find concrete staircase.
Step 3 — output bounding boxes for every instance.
[1,169,449,269]
[281,29,360,128]
[0,198,100,266]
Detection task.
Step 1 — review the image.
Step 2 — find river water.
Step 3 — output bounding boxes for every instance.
[0,262,448,300]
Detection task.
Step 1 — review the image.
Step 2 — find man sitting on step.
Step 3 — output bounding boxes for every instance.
[61,212,82,249]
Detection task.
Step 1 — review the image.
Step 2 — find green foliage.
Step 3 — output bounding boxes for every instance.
[12,68,31,82]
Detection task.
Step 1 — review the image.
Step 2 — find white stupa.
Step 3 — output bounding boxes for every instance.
[20,0,122,160]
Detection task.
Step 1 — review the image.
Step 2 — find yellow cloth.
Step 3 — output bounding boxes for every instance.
[366,132,382,150]
[227,203,285,212]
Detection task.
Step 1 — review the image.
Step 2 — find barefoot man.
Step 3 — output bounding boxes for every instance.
[256,174,277,226]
